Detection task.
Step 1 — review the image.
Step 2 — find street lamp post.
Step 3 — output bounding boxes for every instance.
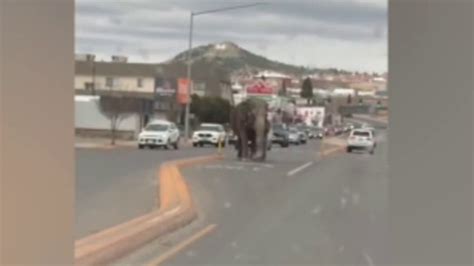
[183,2,267,141]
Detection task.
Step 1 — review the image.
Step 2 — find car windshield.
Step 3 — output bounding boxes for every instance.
[145,124,168,132]
[353,131,371,137]
[199,126,221,132]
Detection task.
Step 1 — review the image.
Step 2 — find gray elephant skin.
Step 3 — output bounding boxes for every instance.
[230,98,270,161]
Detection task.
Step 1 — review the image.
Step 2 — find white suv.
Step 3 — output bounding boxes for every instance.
[192,123,226,147]
[138,120,180,150]
[347,128,376,154]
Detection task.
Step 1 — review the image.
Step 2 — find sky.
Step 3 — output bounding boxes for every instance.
[76,0,387,73]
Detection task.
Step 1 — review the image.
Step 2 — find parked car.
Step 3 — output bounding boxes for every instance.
[312,127,324,139]
[346,128,376,154]
[323,126,331,136]
[192,123,227,147]
[138,120,180,150]
[228,130,237,145]
[271,124,290,147]
[342,123,351,132]
[334,125,344,135]
[298,125,314,139]
[288,128,301,145]
[347,123,355,131]
[289,127,307,144]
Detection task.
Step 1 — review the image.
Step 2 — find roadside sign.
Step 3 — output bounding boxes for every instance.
[246,80,274,95]
[177,78,190,104]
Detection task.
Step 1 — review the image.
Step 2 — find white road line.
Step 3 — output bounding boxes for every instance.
[287,162,314,177]
[363,251,375,266]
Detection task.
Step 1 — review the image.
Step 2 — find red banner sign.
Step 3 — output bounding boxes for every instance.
[177,78,190,104]
[246,81,274,95]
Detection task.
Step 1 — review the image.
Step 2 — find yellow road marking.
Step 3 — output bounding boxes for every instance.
[145,224,217,266]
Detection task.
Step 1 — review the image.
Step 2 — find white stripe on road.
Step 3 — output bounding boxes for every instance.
[363,251,375,266]
[287,162,314,177]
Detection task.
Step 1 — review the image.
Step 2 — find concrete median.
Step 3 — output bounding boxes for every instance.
[75,154,223,266]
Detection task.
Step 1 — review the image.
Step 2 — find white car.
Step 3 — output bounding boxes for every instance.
[346,129,376,154]
[288,128,301,145]
[192,123,227,147]
[138,120,180,150]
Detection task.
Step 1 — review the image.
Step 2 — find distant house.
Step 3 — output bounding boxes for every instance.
[254,70,292,95]
[332,88,356,96]
[158,61,234,103]
[75,55,157,95]
[75,55,178,130]
[75,95,141,139]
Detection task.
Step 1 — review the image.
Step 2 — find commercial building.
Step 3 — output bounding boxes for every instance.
[74,55,177,138]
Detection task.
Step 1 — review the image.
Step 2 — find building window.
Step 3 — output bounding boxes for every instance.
[137,78,143,88]
[106,77,114,87]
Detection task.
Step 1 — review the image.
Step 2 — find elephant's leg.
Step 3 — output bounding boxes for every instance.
[249,130,257,159]
[241,131,249,160]
[259,135,267,161]
[236,138,242,159]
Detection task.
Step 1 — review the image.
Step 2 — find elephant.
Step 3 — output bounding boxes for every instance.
[230,98,270,161]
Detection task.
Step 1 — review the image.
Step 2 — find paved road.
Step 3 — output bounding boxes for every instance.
[76,145,221,239]
[117,127,388,265]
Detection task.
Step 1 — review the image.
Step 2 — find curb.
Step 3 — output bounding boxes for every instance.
[74,154,223,266]
[75,143,135,150]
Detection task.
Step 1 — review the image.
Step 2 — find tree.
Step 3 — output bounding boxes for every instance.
[300,77,314,105]
[98,93,143,145]
[190,95,232,125]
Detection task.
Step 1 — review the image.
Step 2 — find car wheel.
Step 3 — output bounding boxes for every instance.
[346,147,352,153]
[138,144,144,149]
[193,143,198,147]
[173,139,179,150]
[370,148,375,155]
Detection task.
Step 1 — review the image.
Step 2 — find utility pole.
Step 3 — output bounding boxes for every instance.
[184,12,194,141]
[183,2,267,141]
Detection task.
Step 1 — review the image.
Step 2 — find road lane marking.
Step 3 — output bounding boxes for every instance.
[311,205,322,215]
[352,193,360,205]
[340,197,348,208]
[363,251,375,266]
[145,224,217,266]
[287,162,314,177]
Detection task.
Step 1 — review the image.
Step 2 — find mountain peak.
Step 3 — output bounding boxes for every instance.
[168,41,313,76]
[213,41,239,49]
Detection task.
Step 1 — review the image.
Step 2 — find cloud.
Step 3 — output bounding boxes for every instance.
[75,0,387,72]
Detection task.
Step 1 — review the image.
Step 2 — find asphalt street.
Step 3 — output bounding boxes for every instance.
[117,125,388,265]
[75,145,220,239]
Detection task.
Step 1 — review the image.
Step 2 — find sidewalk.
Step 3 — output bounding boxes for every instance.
[75,137,135,149]
[75,137,193,149]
